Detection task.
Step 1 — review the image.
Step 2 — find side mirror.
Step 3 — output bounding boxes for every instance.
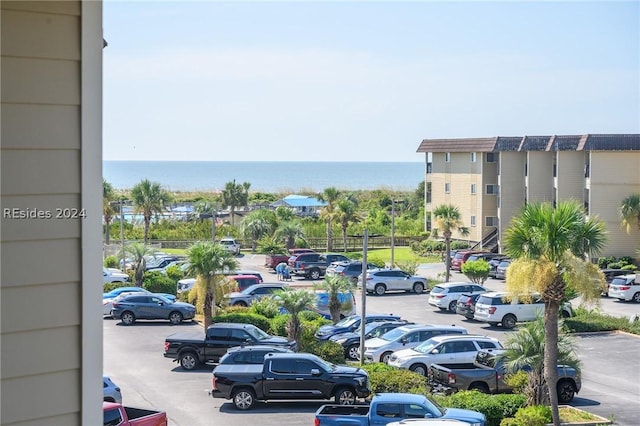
[431,349,440,354]
[310,368,321,376]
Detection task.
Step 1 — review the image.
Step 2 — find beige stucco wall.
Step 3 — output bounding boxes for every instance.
[1,1,103,425]
[497,152,526,252]
[555,151,585,203]
[526,151,554,203]
[589,151,640,258]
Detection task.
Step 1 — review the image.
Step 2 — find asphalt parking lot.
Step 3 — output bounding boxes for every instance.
[103,254,640,425]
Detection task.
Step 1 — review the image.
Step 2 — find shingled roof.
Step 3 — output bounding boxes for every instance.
[416,134,640,153]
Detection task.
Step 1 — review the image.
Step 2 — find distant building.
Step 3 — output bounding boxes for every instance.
[271,194,327,217]
[416,134,640,258]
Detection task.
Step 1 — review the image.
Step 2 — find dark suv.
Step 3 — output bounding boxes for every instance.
[314,313,402,341]
[325,261,378,284]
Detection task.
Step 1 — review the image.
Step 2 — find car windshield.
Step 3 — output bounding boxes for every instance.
[313,355,337,371]
[241,285,262,294]
[379,327,407,342]
[413,338,438,354]
[335,316,359,328]
[247,326,270,340]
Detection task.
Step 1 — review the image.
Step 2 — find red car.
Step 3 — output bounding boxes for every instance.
[450,250,485,271]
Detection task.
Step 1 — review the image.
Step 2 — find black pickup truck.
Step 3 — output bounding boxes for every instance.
[428,349,581,403]
[289,253,350,280]
[210,352,371,410]
[163,322,297,370]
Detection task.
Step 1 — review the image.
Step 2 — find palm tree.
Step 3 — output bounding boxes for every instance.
[432,204,469,282]
[103,180,115,245]
[186,241,238,329]
[315,276,354,323]
[241,209,277,252]
[131,179,172,244]
[221,179,251,226]
[275,288,315,347]
[620,193,640,233]
[503,315,581,406]
[122,242,157,286]
[318,187,341,252]
[335,199,361,252]
[274,221,307,250]
[504,200,606,426]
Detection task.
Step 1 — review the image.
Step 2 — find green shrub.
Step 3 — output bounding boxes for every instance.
[432,392,526,426]
[142,271,177,295]
[461,259,490,285]
[500,405,552,426]
[621,264,638,271]
[367,369,427,394]
[104,256,119,268]
[504,371,529,395]
[396,260,420,275]
[165,264,185,281]
[566,307,640,335]
[212,312,271,332]
[305,340,346,364]
[300,310,325,322]
[367,256,386,269]
[249,298,281,318]
[269,313,292,336]
[597,256,616,269]
[359,362,395,373]
[450,241,471,250]
[607,262,623,269]
[618,256,634,266]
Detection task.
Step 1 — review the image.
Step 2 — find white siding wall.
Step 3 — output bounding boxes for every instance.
[1,1,103,425]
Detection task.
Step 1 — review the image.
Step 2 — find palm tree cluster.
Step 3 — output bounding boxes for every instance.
[318,187,362,252]
[432,204,469,282]
[131,179,173,244]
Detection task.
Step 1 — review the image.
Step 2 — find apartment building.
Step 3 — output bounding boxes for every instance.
[416,134,640,258]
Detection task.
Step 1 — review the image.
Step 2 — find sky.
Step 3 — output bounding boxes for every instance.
[103,1,640,162]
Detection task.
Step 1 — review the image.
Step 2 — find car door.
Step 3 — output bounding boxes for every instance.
[125,295,151,318]
[521,295,545,321]
[386,270,406,291]
[147,295,170,319]
[263,359,326,398]
[204,327,232,359]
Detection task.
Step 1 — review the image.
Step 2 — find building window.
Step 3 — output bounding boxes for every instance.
[486,184,499,195]
[485,216,498,227]
[471,184,477,194]
[426,162,433,174]
[445,183,451,194]
[426,182,432,203]
[553,162,557,178]
[524,163,528,177]
[584,188,590,214]
[470,216,476,227]
[471,152,477,163]
[445,152,451,162]
[486,153,496,163]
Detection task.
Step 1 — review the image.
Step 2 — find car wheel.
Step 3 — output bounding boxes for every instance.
[409,364,427,376]
[309,269,321,280]
[468,382,490,393]
[380,352,393,364]
[179,352,199,370]
[502,314,517,329]
[347,344,360,360]
[413,282,424,294]
[232,388,256,410]
[120,311,135,325]
[448,301,457,312]
[560,309,571,318]
[374,284,386,296]
[233,301,248,307]
[169,311,183,325]
[334,388,356,405]
[557,380,575,403]
[633,292,640,303]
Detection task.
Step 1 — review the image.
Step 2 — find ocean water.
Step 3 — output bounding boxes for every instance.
[103,161,425,193]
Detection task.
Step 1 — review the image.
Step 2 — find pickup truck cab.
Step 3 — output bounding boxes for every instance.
[211,352,370,410]
[103,401,167,426]
[163,322,297,370]
[314,393,485,426]
[289,253,351,280]
[428,349,581,403]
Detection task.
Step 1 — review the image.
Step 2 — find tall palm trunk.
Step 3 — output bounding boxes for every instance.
[544,275,565,426]
[326,220,333,251]
[342,226,348,252]
[105,217,112,245]
[143,213,151,244]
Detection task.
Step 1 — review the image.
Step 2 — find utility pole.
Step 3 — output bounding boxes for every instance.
[359,229,368,367]
[211,204,216,243]
[391,201,396,267]
[120,197,125,271]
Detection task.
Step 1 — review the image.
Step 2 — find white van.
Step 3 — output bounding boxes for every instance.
[474,291,572,329]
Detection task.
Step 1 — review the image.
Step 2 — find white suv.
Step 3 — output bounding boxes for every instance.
[428,282,488,312]
[387,334,503,376]
[218,238,240,255]
[473,291,573,329]
[608,274,640,302]
[363,324,468,363]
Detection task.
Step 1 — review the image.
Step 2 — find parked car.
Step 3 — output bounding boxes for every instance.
[329,320,412,360]
[494,259,512,280]
[219,237,240,255]
[360,269,427,296]
[144,255,180,271]
[103,268,129,284]
[103,287,176,316]
[227,274,261,292]
[326,261,378,284]
[387,334,503,376]
[314,392,485,426]
[218,345,293,365]
[428,348,580,403]
[450,250,484,271]
[103,375,122,404]
[466,253,504,263]
[288,252,351,280]
[103,401,167,426]
[315,314,402,341]
[488,255,509,278]
[111,294,196,325]
[608,274,640,302]
[455,293,482,320]
[363,324,468,364]
[164,322,297,370]
[210,352,371,410]
[177,269,264,293]
[473,291,573,329]
[224,283,288,307]
[428,282,488,312]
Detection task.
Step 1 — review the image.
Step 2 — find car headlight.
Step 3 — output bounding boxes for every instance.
[334,338,347,344]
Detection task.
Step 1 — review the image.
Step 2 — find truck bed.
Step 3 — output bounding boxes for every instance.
[316,404,370,416]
